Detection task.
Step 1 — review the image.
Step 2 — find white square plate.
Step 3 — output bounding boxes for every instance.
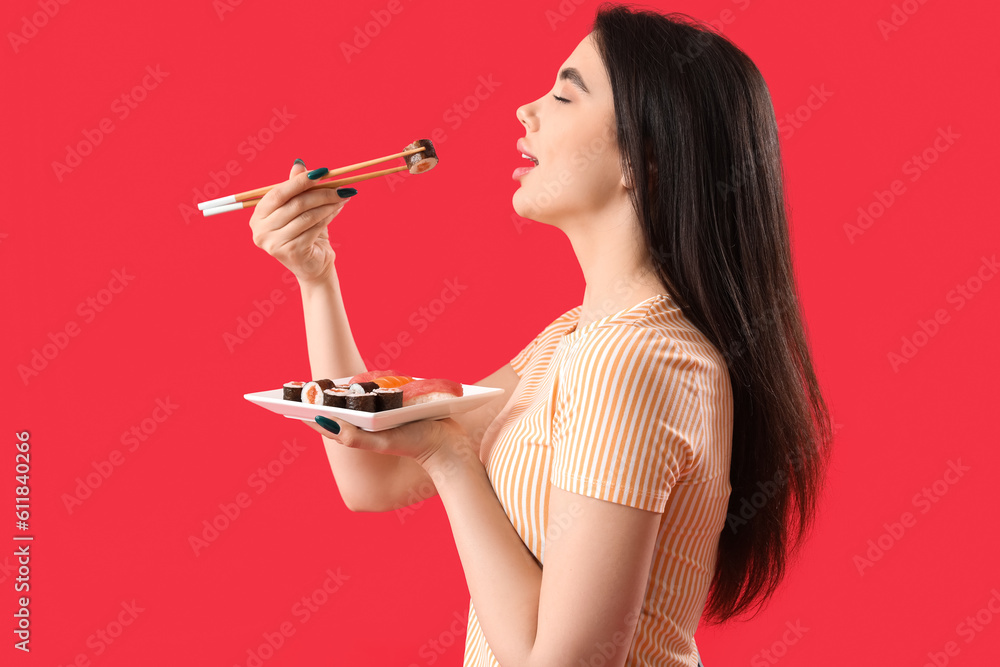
[244,377,503,432]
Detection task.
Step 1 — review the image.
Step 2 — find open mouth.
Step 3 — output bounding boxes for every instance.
[514,139,539,181]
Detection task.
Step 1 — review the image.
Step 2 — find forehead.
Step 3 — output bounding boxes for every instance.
[558,33,609,93]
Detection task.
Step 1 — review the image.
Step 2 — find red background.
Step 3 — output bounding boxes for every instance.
[3,0,998,665]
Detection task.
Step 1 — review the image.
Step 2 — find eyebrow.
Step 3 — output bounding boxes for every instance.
[558,67,590,94]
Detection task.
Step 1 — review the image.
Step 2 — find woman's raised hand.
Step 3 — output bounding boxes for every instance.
[248,160,357,284]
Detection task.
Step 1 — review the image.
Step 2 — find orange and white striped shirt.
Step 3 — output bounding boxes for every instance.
[464,293,733,666]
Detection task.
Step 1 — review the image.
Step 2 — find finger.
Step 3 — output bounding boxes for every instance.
[270,200,346,250]
[255,165,332,218]
[302,419,338,438]
[257,188,352,237]
[313,416,374,449]
[312,415,427,456]
[289,158,307,179]
[285,204,344,254]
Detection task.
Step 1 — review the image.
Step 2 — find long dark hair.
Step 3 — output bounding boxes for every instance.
[591,4,833,623]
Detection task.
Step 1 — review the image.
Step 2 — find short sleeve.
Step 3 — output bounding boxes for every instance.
[509,335,539,377]
[550,327,701,513]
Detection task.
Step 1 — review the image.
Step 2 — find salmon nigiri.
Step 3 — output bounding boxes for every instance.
[348,369,403,384]
[373,375,413,388]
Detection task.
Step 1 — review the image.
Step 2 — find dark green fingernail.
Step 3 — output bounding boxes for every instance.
[315,416,340,434]
[336,187,358,198]
[293,158,306,167]
[307,167,329,180]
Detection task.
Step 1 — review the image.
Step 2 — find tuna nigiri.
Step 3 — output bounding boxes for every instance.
[401,379,463,407]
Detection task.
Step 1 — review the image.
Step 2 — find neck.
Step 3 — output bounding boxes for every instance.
[559,204,667,328]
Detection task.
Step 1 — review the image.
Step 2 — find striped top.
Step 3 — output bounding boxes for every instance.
[463,293,733,666]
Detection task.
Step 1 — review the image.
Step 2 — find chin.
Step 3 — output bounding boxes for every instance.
[513,183,571,228]
[512,188,547,226]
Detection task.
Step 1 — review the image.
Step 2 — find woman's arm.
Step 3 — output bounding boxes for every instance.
[245,161,520,513]
[312,410,661,665]
[299,270,436,512]
[299,272,520,512]
[421,442,660,666]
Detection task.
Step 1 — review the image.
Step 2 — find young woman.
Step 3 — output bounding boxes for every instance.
[248,5,831,665]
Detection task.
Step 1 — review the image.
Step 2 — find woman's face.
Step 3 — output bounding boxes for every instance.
[512,33,625,225]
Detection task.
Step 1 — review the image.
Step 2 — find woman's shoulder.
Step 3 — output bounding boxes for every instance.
[525,304,583,346]
[568,296,730,385]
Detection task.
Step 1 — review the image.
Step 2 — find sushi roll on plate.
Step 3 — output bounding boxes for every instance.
[245,376,500,432]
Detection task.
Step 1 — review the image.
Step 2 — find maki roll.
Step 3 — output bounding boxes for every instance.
[345,392,377,412]
[301,379,335,405]
[323,388,352,408]
[349,381,380,394]
[403,139,438,174]
[373,387,403,411]
[283,381,305,401]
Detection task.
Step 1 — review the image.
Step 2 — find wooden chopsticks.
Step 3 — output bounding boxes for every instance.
[199,144,429,217]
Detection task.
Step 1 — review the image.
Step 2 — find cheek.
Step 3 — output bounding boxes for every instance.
[554,135,621,198]
[512,124,621,218]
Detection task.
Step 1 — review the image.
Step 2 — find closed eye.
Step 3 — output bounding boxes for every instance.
[553,95,570,104]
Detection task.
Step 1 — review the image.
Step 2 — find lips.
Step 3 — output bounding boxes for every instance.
[514,138,539,181]
[517,138,539,165]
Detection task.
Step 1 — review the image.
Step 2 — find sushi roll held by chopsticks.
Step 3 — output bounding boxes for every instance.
[198,138,439,216]
[402,139,438,174]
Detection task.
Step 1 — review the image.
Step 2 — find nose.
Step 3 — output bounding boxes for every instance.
[516,100,537,131]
